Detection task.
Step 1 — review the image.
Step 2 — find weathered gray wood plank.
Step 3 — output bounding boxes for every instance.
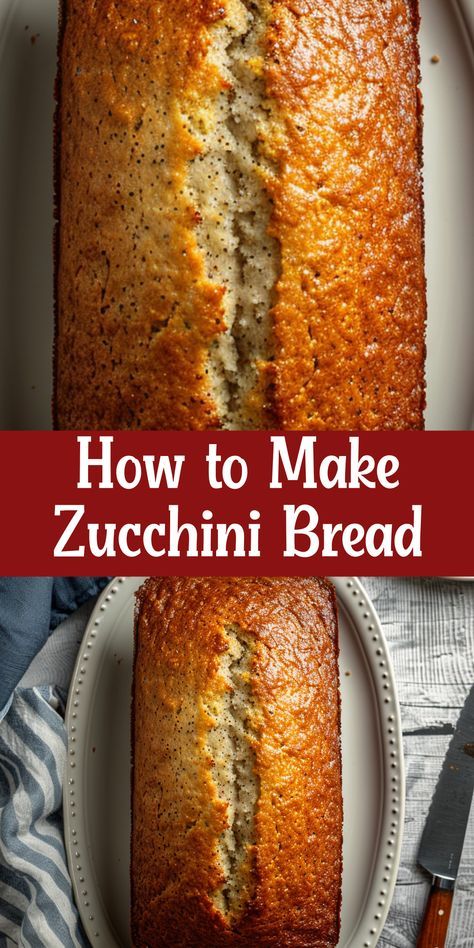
[362,577,474,948]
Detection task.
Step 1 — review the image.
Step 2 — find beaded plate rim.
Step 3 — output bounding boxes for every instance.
[64,576,404,948]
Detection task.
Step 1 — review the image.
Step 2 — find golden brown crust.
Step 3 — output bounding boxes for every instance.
[56,0,227,429]
[132,577,342,947]
[56,1,425,429]
[266,0,426,429]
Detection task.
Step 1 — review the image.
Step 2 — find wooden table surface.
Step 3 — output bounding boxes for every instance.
[361,577,474,948]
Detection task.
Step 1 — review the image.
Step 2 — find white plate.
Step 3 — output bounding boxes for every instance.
[0,0,473,429]
[64,577,405,948]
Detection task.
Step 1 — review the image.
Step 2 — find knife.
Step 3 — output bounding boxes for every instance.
[417,683,474,947]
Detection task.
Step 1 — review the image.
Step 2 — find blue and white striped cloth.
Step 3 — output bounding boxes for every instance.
[0,578,109,716]
[0,577,109,947]
[0,687,87,947]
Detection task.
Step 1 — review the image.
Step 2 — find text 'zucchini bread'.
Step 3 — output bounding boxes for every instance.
[55,0,426,429]
[131,576,342,947]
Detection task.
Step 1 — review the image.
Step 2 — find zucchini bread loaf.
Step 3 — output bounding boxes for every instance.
[132,577,342,947]
[55,0,426,429]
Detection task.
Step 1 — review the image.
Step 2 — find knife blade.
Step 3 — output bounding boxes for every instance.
[417,683,474,947]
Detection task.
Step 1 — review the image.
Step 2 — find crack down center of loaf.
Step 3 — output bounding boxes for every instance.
[185,0,280,429]
[205,624,259,921]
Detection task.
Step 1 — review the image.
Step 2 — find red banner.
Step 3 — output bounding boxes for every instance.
[0,431,472,575]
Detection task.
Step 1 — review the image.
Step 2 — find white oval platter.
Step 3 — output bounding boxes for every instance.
[64,577,405,948]
[0,0,472,428]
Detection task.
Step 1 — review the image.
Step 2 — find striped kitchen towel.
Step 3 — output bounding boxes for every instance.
[0,686,87,948]
[0,578,109,716]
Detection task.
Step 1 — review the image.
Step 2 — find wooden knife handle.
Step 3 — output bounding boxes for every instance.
[417,878,454,948]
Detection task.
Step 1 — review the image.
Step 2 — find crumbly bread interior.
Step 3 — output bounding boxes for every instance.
[185,0,280,428]
[205,625,259,920]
